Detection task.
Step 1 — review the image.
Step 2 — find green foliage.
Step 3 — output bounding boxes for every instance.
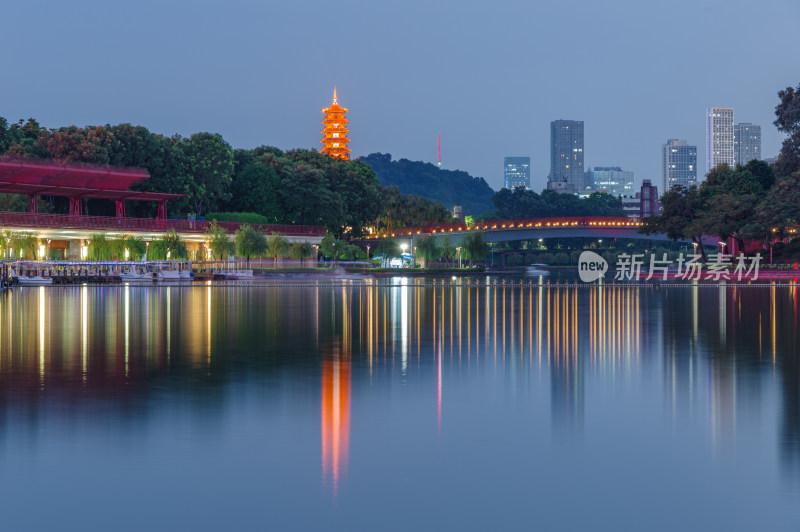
[206,212,271,224]
[460,232,489,264]
[341,244,366,261]
[109,234,146,260]
[148,240,167,260]
[361,153,495,216]
[774,83,800,178]
[205,221,235,260]
[266,234,290,264]
[438,235,456,265]
[506,254,523,267]
[490,188,627,219]
[88,233,111,261]
[126,236,147,260]
[415,235,441,264]
[180,132,235,217]
[378,186,453,229]
[235,225,267,262]
[554,252,570,265]
[290,241,315,263]
[155,229,188,260]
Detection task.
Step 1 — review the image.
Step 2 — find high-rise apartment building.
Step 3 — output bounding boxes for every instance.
[591,166,634,197]
[662,139,697,192]
[503,157,531,189]
[550,120,584,191]
[705,108,734,175]
[734,123,761,165]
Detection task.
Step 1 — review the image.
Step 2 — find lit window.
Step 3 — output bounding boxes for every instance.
[333,143,339,147]
[333,133,339,138]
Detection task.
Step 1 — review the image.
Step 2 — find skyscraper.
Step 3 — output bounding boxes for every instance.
[734,123,761,165]
[591,167,634,197]
[662,139,697,192]
[705,108,734,175]
[550,120,584,191]
[503,157,530,189]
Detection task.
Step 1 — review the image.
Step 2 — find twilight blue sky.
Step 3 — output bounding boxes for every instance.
[1,0,797,191]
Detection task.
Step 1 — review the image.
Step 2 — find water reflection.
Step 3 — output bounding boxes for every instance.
[0,281,799,507]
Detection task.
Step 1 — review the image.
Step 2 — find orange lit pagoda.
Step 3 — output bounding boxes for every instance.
[320,88,351,160]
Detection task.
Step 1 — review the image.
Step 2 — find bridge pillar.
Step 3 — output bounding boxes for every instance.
[27,194,37,214]
[115,200,126,219]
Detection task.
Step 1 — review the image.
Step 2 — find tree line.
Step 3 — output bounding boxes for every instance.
[0,119,459,236]
[642,82,800,258]
[484,187,628,220]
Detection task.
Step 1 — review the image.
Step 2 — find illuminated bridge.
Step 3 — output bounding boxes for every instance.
[369,217,688,244]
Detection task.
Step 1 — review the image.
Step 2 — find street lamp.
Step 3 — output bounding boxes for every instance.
[456,246,462,268]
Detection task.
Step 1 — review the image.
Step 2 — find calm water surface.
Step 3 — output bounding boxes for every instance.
[1,279,799,530]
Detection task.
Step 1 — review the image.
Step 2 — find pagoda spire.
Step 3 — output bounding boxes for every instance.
[320,88,351,160]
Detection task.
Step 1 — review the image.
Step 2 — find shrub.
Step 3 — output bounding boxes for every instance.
[206,212,271,225]
[524,253,538,265]
[506,254,523,267]
[538,253,554,265]
[554,252,570,265]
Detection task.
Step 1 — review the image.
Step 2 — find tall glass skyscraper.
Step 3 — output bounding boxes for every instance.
[734,123,761,165]
[549,120,584,191]
[705,107,734,175]
[662,139,697,192]
[503,157,530,189]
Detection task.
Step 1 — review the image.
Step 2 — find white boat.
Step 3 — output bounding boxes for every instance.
[230,270,254,280]
[156,269,181,281]
[526,264,550,276]
[17,275,54,285]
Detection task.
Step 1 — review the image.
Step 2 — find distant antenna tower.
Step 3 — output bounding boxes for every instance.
[437,135,441,168]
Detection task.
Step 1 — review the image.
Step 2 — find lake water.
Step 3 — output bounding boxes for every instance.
[1,278,799,531]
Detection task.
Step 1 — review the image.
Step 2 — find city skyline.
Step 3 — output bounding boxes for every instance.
[0,0,795,192]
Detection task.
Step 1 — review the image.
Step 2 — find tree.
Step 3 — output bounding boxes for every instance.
[290,241,315,265]
[774,83,800,178]
[235,225,267,264]
[157,229,188,260]
[377,186,453,229]
[415,235,441,267]
[180,132,234,217]
[205,221,235,260]
[460,232,489,265]
[640,185,707,262]
[280,164,345,232]
[438,235,456,266]
[266,234,290,266]
[88,233,111,261]
[109,234,146,260]
[228,162,282,222]
[319,233,348,263]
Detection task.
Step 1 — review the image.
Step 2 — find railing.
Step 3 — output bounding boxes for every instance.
[372,216,644,238]
[0,211,326,237]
